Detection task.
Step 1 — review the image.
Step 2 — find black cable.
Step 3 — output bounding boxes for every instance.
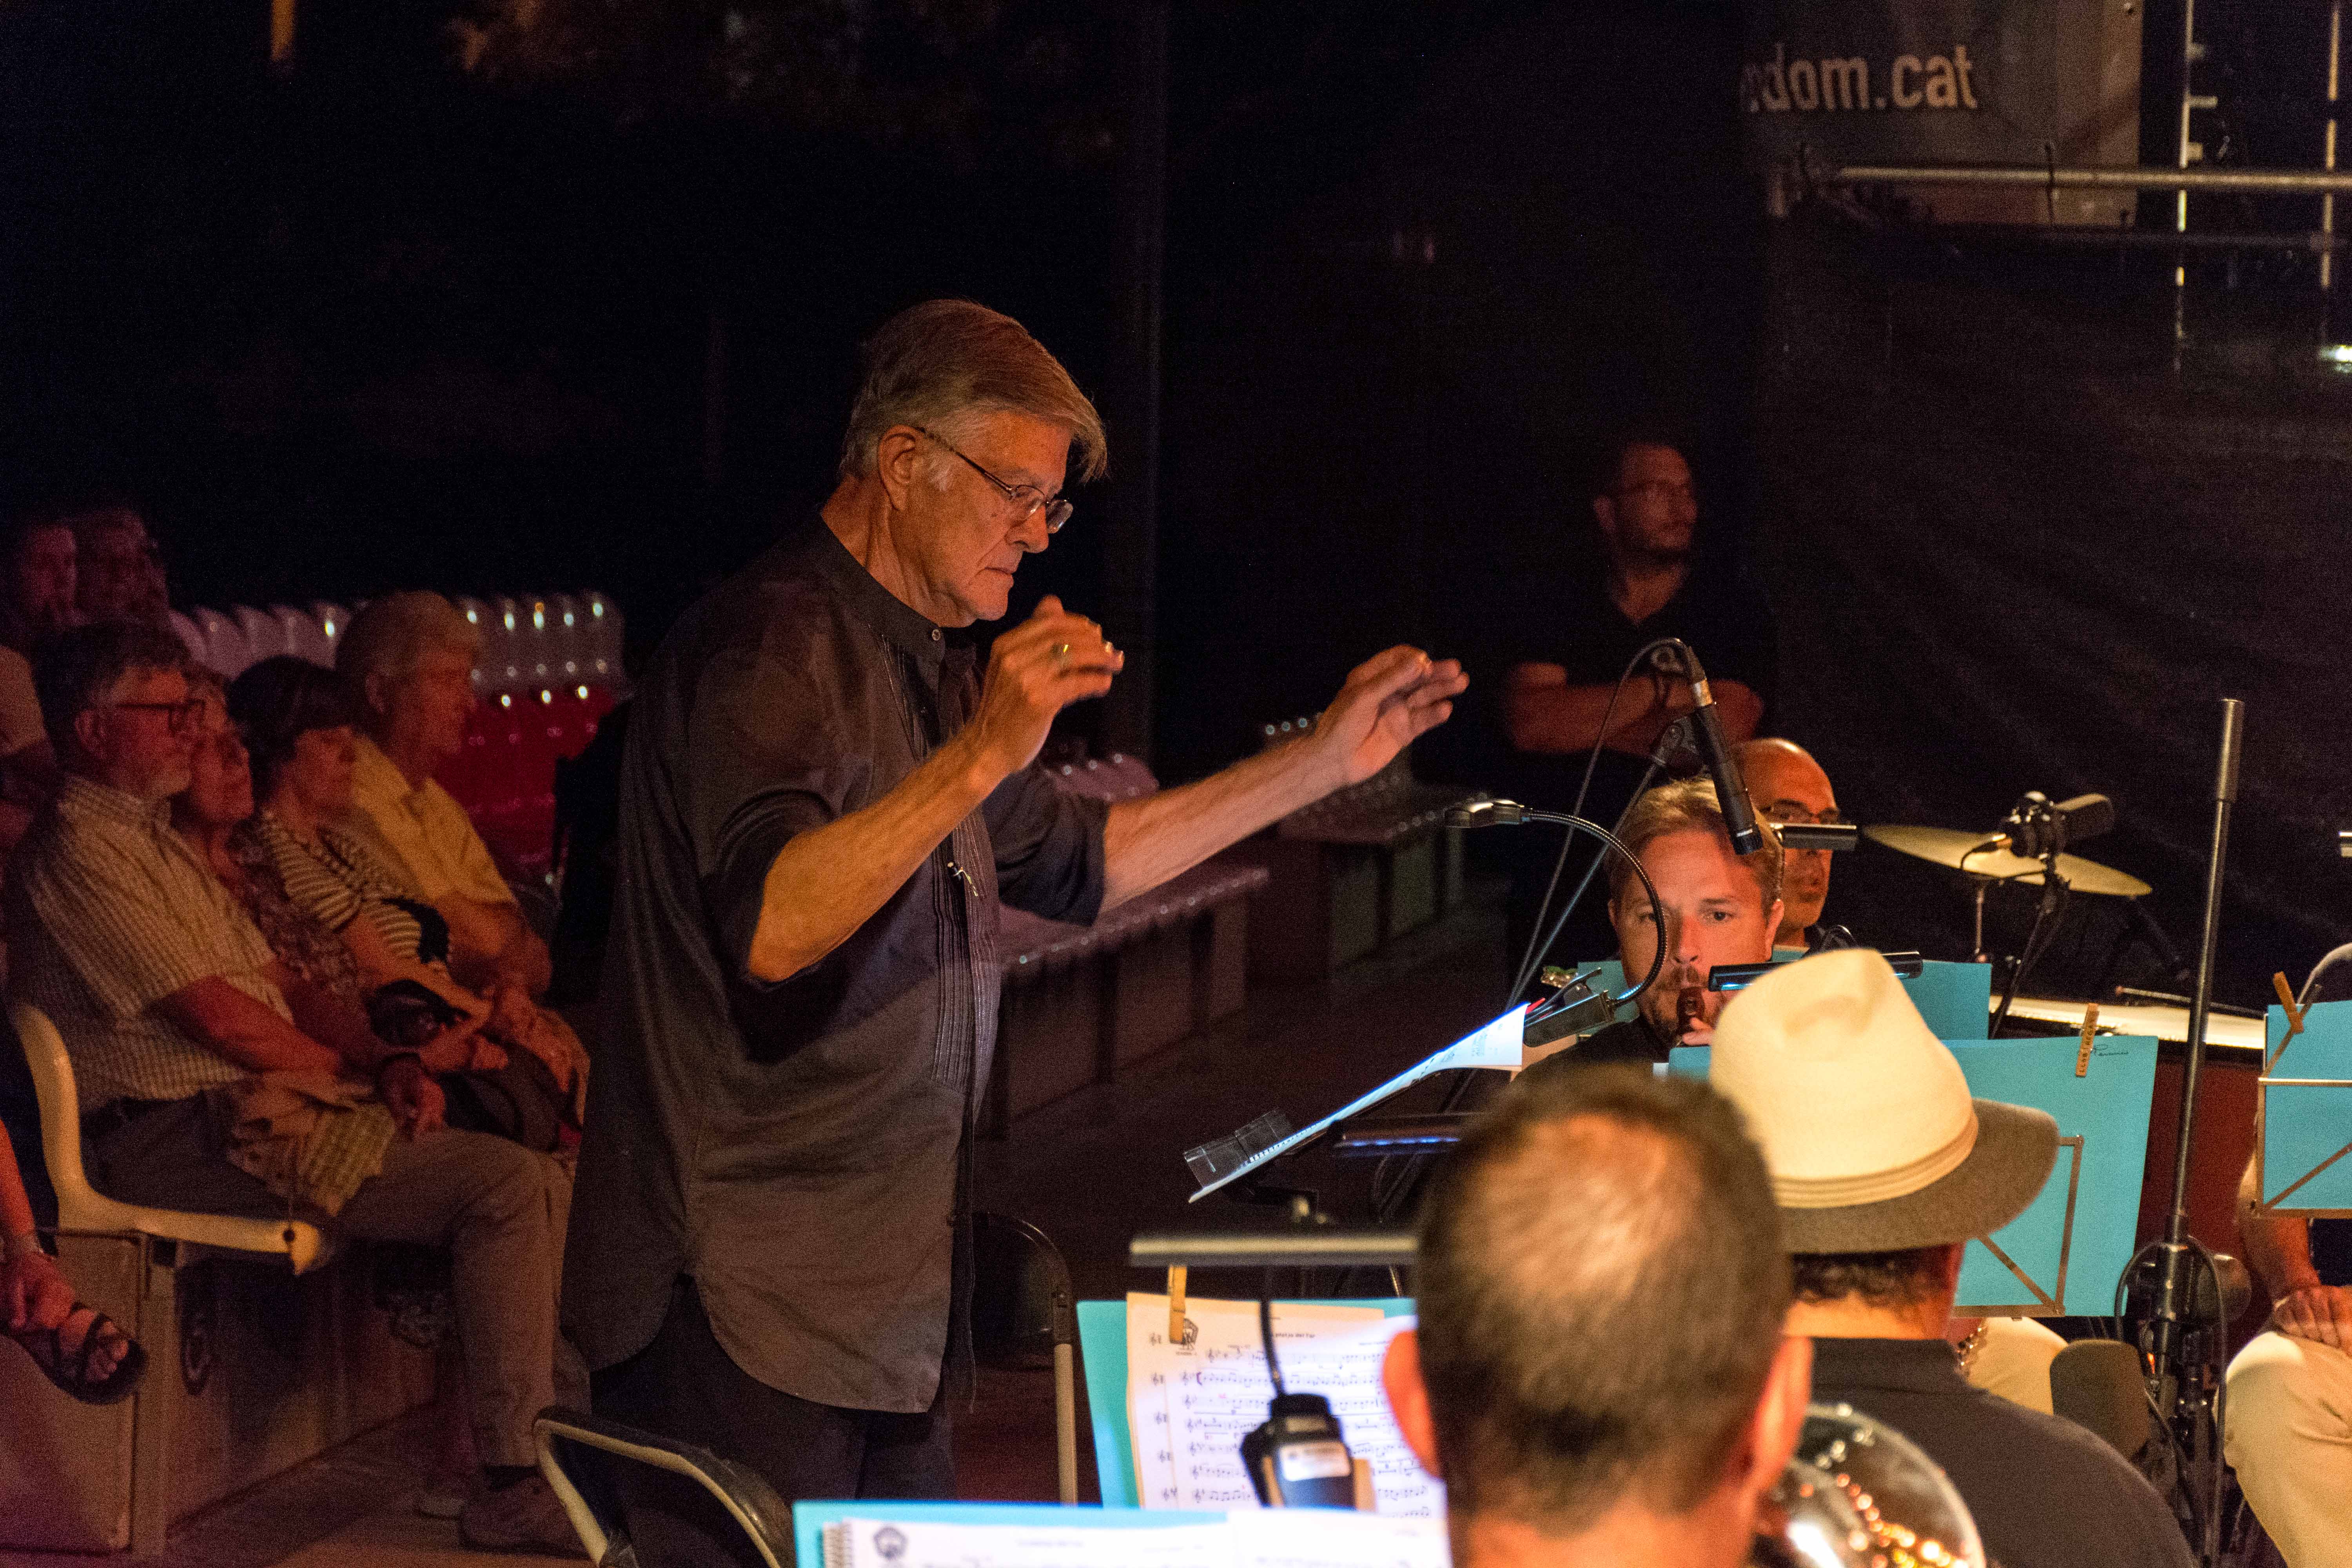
[1988,874,2070,1037]
[1511,757,1663,1007]
[1509,811,1670,1017]
[1371,812,1670,1222]
[1505,637,1685,1003]
[1258,1286,1286,1397]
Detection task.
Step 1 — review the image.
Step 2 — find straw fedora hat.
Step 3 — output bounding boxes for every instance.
[1709,949,2058,1254]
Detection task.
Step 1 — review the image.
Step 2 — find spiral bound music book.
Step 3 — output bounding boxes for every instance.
[803,1504,1448,1568]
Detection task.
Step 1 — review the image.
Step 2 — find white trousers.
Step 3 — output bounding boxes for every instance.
[1967,1316,2065,1414]
[2226,1330,2352,1568]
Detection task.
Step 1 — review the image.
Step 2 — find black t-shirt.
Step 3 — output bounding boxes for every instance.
[1474,550,1777,973]
[1809,1338,2195,1568]
[1480,549,1779,828]
[1494,550,1778,707]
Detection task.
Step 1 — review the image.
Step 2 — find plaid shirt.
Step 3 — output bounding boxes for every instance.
[7,775,290,1109]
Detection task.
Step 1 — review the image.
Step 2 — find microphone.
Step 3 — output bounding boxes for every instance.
[1674,648,1767,855]
[1445,796,1528,829]
[1997,791,2116,859]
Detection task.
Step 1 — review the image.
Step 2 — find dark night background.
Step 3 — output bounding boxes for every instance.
[4,0,2350,1005]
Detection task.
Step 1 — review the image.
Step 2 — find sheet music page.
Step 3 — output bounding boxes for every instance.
[1127,1295,1446,1517]
[1227,1510,1450,1568]
[829,1515,1233,1568]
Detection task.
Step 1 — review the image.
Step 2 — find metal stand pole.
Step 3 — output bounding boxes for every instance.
[2145,697,2243,1568]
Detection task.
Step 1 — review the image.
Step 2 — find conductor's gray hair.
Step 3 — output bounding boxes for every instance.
[335,591,482,688]
[837,299,1107,485]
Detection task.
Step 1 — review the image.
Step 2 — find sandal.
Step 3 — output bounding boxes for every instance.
[14,1302,147,1405]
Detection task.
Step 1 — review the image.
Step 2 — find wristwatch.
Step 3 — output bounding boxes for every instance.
[3,1231,47,1262]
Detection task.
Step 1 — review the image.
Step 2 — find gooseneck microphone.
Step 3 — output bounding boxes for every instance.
[1671,648,1766,855]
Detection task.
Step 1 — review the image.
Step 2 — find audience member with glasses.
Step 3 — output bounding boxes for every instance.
[566,297,1467,1546]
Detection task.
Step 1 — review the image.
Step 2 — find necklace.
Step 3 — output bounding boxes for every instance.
[1953,1322,1988,1375]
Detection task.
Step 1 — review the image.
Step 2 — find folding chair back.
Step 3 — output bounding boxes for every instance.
[970,1210,1080,1503]
[535,1407,795,1568]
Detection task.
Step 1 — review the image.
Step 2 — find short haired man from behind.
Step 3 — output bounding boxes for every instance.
[1383,1065,1811,1568]
[1708,949,2194,1568]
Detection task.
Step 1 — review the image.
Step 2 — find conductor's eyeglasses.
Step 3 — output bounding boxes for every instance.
[915,426,1072,534]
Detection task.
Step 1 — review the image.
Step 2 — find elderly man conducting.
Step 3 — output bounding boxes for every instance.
[336,592,552,997]
[566,299,1466,1543]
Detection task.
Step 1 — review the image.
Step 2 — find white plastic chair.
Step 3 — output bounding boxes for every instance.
[310,601,352,668]
[13,1000,331,1272]
[274,604,328,667]
[580,590,623,685]
[190,608,250,680]
[167,610,207,668]
[233,605,288,665]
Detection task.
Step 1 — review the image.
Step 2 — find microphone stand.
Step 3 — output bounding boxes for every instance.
[1987,846,2068,1038]
[2140,697,2244,1568]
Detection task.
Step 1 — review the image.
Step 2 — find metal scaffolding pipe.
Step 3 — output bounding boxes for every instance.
[1823,163,2352,195]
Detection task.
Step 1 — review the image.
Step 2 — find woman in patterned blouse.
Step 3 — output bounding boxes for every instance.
[225,657,580,1099]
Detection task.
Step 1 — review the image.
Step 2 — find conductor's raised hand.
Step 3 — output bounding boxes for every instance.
[962,595,1124,779]
[1311,647,1467,789]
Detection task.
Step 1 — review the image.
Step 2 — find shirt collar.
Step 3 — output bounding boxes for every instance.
[58,772,172,831]
[352,734,427,807]
[797,515,954,673]
[1807,1336,1973,1397]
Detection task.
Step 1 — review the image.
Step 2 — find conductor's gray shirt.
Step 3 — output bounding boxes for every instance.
[564,521,1108,1412]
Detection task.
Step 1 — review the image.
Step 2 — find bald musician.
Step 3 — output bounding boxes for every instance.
[1737,738,1838,950]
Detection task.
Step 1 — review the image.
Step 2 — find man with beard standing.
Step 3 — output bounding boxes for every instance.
[1492,436,1775,973]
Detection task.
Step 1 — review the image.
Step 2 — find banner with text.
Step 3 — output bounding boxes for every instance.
[1742,0,2141,222]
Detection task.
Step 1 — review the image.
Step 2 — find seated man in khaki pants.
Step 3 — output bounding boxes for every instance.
[7,622,578,1556]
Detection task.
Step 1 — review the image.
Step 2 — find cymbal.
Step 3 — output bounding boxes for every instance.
[1862,825,2153,899]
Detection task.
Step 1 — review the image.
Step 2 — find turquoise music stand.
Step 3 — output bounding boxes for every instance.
[2258,997,2352,1216]
[1669,1034,2156,1316]
[1076,1297,1413,1508]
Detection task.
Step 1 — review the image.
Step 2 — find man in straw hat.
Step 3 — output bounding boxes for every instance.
[1708,948,2193,1568]
[1383,1065,1812,1568]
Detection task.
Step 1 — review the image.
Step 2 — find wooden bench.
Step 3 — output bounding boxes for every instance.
[1232,730,1479,980]
[986,756,1269,1135]
[2,1004,434,1554]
